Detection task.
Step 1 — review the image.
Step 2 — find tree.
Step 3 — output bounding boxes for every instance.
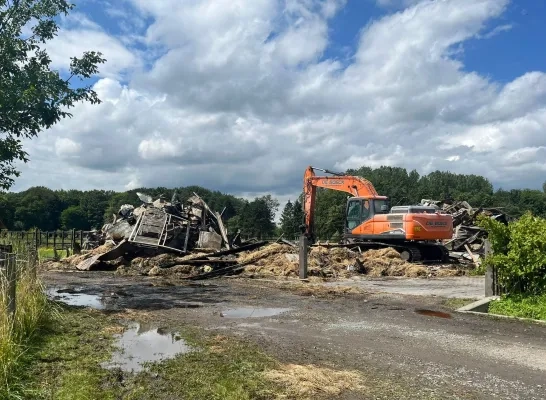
[57,189,82,209]
[279,200,305,239]
[103,190,140,223]
[259,194,280,217]
[60,205,88,230]
[0,0,106,189]
[14,186,62,230]
[0,192,16,228]
[280,200,295,235]
[80,190,112,229]
[234,196,278,238]
[292,200,305,233]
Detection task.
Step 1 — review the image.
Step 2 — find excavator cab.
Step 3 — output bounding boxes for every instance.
[345,197,390,231]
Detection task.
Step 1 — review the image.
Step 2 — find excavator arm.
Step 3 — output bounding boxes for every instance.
[302,166,382,240]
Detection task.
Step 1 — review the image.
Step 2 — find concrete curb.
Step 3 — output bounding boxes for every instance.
[456,296,546,325]
[457,296,499,313]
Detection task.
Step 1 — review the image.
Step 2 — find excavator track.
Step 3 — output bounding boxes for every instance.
[342,239,449,263]
[414,243,449,263]
[397,246,422,262]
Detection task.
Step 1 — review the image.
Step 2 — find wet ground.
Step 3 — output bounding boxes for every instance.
[43,271,546,400]
[101,323,194,372]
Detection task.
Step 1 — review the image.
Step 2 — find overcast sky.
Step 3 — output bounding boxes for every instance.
[13,0,546,208]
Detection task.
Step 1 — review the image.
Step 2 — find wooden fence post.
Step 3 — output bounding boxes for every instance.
[483,239,496,296]
[53,233,57,260]
[1,253,17,319]
[299,235,308,280]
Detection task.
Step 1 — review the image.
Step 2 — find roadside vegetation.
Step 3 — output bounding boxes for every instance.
[37,247,68,261]
[441,298,476,310]
[489,294,546,321]
[18,305,371,400]
[0,255,49,399]
[479,213,546,321]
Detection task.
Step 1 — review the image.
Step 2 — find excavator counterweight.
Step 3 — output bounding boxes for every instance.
[302,166,453,262]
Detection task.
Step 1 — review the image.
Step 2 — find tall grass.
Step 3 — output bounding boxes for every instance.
[0,246,50,399]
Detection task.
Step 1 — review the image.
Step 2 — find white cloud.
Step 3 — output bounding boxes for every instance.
[44,10,139,79]
[55,138,81,157]
[478,23,513,39]
[12,0,546,203]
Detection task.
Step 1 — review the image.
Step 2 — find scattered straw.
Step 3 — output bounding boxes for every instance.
[263,364,365,399]
[293,284,362,297]
[435,268,464,277]
[102,325,125,335]
[238,243,295,265]
[115,308,154,322]
[239,244,435,280]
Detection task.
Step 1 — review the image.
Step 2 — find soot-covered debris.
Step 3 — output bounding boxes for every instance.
[420,198,508,264]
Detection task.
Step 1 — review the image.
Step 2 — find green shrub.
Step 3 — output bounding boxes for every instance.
[478,212,546,295]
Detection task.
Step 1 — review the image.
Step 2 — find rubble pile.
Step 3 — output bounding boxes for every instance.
[40,190,264,273]
[237,244,460,280]
[237,244,365,278]
[421,198,508,262]
[40,192,476,280]
[42,238,466,279]
[101,191,230,253]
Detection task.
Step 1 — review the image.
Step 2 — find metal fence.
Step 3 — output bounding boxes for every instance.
[0,229,91,249]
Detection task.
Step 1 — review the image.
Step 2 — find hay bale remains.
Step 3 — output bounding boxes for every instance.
[263,363,366,399]
[237,244,464,279]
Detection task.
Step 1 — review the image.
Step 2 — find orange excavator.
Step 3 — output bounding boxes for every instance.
[302,166,453,262]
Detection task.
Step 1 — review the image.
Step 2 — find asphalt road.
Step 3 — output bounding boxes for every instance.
[43,272,546,400]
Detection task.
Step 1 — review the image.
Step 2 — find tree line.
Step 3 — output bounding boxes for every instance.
[0,186,280,238]
[1,166,546,240]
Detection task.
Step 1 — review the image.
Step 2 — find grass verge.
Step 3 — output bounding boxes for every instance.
[26,306,124,399]
[22,305,369,399]
[38,247,70,261]
[441,298,476,310]
[0,262,49,399]
[488,294,546,321]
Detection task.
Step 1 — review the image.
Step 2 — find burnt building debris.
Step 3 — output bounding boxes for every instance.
[420,198,508,263]
[100,192,230,254]
[62,191,269,272]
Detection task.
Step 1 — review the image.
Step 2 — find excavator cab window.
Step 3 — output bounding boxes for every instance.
[374,199,390,214]
[346,200,362,230]
[346,199,372,230]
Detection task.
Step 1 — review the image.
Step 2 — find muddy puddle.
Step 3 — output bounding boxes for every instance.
[102,323,194,372]
[47,287,105,309]
[221,307,291,319]
[415,309,452,319]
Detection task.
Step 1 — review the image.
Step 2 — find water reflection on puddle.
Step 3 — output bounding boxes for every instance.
[102,323,193,372]
[47,288,105,309]
[221,307,291,319]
